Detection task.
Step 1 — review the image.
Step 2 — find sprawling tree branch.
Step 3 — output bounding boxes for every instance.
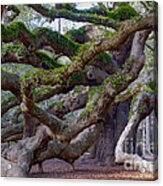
[2,126,49,177]
[1,64,109,115]
[33,124,101,166]
[1,22,79,58]
[56,30,150,142]
[115,91,155,173]
[20,30,149,143]
[1,3,157,178]
[2,51,45,68]
[28,4,120,30]
[1,22,36,49]
[34,28,80,57]
[19,14,154,87]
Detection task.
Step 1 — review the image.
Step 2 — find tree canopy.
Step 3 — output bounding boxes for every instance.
[1,2,158,179]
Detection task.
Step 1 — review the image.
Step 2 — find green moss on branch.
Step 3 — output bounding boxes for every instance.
[29,4,120,29]
[35,50,62,69]
[2,42,25,56]
[98,52,112,63]
[79,85,103,118]
[1,22,36,48]
[34,27,80,56]
[107,5,139,20]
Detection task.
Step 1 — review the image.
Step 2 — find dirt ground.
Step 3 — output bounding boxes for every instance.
[29,158,157,180]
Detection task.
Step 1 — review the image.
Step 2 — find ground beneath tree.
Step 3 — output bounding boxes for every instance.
[29,158,156,180]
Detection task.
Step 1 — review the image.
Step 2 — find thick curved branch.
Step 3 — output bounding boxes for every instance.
[1,65,108,115]
[48,88,88,118]
[20,84,65,135]
[60,55,146,142]
[2,22,79,58]
[1,22,36,49]
[22,14,154,87]
[2,126,48,177]
[2,52,42,68]
[57,30,150,142]
[32,124,101,166]
[34,28,80,57]
[28,4,120,30]
[1,49,64,69]
[115,92,155,173]
[114,83,142,103]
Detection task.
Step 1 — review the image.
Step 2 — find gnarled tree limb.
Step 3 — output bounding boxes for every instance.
[115,92,155,173]
[21,14,154,86]
[28,4,120,30]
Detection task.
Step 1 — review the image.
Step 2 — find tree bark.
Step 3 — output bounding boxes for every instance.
[115,92,155,173]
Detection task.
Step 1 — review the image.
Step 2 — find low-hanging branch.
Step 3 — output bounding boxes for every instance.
[2,123,100,176]
[19,30,150,144]
[115,91,155,172]
[20,82,65,135]
[1,64,109,115]
[21,41,147,140]
[33,124,101,166]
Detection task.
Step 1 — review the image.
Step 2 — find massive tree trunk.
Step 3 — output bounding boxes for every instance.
[88,34,134,165]
[89,102,130,165]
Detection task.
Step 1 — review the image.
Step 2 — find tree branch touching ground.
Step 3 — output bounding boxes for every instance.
[115,91,156,173]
